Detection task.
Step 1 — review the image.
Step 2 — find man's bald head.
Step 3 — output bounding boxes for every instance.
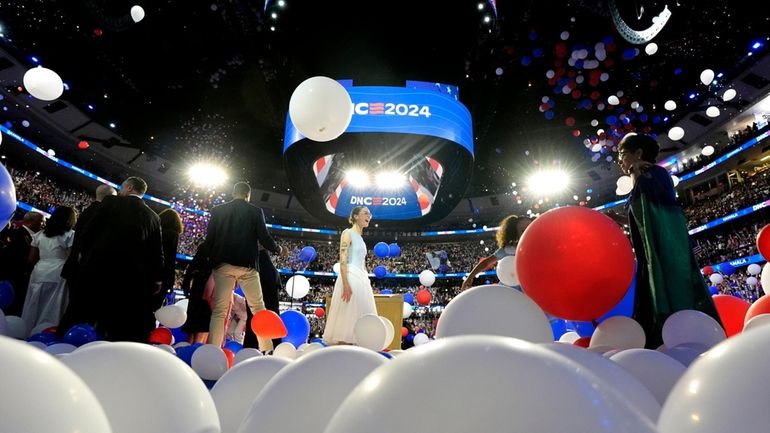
[96,184,117,202]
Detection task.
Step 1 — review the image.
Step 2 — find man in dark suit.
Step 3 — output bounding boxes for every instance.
[205,182,286,350]
[57,184,117,337]
[0,211,44,316]
[80,177,164,342]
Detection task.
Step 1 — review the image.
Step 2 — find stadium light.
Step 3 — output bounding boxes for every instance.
[188,162,228,187]
[345,169,370,188]
[527,169,570,196]
[375,171,406,189]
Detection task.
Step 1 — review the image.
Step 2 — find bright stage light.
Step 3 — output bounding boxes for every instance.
[527,169,570,196]
[375,171,406,189]
[345,169,370,188]
[188,162,228,187]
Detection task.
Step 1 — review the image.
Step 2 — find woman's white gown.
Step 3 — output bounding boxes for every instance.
[323,229,377,344]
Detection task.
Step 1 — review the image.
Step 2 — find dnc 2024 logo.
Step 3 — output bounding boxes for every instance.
[350,196,408,206]
[352,102,431,118]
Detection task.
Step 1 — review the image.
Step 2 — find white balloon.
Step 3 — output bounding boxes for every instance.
[747,276,758,286]
[0,336,113,433]
[333,262,341,274]
[662,310,726,349]
[413,333,430,346]
[45,343,77,356]
[62,342,219,433]
[354,314,388,351]
[664,100,677,111]
[495,256,519,286]
[175,298,189,312]
[155,344,176,355]
[608,95,620,105]
[325,336,657,433]
[616,187,627,196]
[659,343,709,367]
[273,342,297,359]
[380,316,395,349]
[610,349,687,406]
[23,67,64,101]
[668,126,685,141]
[233,347,262,365]
[722,88,737,101]
[76,340,110,352]
[173,341,191,349]
[705,106,720,118]
[130,5,145,23]
[402,301,413,319]
[762,263,770,296]
[240,346,386,433]
[299,342,324,357]
[27,340,47,350]
[747,263,762,275]
[543,343,661,422]
[743,314,770,333]
[191,344,229,380]
[154,305,187,329]
[671,175,680,187]
[700,68,715,86]
[616,176,634,195]
[709,273,724,285]
[285,275,311,299]
[658,325,770,433]
[419,269,436,287]
[644,43,658,55]
[212,356,291,433]
[558,331,580,343]
[4,315,30,339]
[435,284,552,344]
[289,76,353,142]
[590,316,646,350]
[701,145,715,156]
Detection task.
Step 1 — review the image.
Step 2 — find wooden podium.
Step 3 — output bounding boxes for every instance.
[325,294,404,350]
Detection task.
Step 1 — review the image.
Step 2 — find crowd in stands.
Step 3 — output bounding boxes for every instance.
[690,216,767,266]
[676,121,767,174]
[685,168,770,228]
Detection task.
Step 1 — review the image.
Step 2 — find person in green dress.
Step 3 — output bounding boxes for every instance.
[616,133,723,347]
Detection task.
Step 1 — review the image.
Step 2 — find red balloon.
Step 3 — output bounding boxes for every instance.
[712,294,751,337]
[77,140,90,149]
[222,348,234,368]
[401,326,408,337]
[416,289,432,305]
[702,266,714,276]
[314,307,325,318]
[757,224,770,260]
[149,327,172,345]
[573,336,591,348]
[745,295,770,324]
[515,206,635,321]
[250,310,288,339]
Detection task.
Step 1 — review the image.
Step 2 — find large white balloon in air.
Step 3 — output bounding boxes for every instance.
[289,76,353,142]
[23,67,64,101]
[130,5,145,23]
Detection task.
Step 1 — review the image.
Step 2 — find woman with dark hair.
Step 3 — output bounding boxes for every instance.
[616,133,722,347]
[323,206,376,345]
[461,215,531,290]
[22,206,77,329]
[158,208,183,308]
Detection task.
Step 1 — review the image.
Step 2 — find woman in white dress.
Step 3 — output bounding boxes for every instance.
[22,206,77,330]
[323,206,376,345]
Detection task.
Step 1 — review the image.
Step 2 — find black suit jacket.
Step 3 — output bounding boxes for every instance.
[81,195,164,284]
[0,225,34,280]
[205,198,279,270]
[61,200,101,280]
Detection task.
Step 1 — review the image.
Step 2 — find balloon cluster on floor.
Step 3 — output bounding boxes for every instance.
[5,207,770,432]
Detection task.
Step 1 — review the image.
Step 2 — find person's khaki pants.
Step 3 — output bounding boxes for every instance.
[208,263,273,351]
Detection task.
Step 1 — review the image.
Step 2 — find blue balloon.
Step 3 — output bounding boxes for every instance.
[0,280,13,311]
[709,285,719,295]
[549,317,567,340]
[300,246,316,262]
[234,286,244,297]
[176,343,203,366]
[568,321,596,337]
[532,47,543,58]
[170,327,188,344]
[310,338,326,346]
[27,332,59,345]
[521,55,532,66]
[544,110,555,120]
[406,334,414,343]
[403,293,414,305]
[388,243,401,257]
[202,379,217,390]
[374,266,387,279]
[380,289,393,295]
[719,263,736,276]
[373,242,390,258]
[280,310,310,348]
[62,324,98,347]
[224,340,243,354]
[0,163,16,228]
